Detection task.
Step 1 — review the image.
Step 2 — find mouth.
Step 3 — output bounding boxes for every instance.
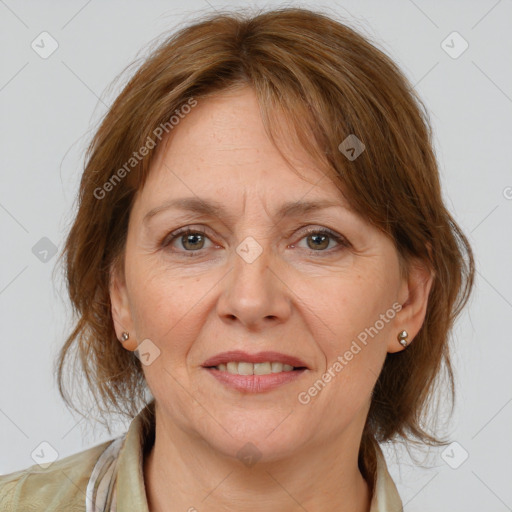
[202,350,309,373]
[206,361,307,375]
[202,350,309,393]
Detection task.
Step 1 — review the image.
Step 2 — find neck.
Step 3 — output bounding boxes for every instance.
[143,409,372,512]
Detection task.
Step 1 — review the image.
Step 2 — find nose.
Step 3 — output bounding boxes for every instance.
[216,242,292,331]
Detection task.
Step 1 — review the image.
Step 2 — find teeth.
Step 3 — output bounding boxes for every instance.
[227,362,238,374]
[215,362,297,375]
[238,362,253,376]
[271,362,283,373]
[254,362,271,375]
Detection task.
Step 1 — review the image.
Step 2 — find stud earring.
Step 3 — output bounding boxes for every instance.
[121,332,130,342]
[397,330,409,348]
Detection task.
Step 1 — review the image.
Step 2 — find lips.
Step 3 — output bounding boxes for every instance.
[202,350,309,369]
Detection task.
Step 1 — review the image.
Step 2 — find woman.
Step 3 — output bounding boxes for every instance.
[0,6,474,511]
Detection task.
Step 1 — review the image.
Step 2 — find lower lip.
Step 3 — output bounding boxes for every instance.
[204,368,307,393]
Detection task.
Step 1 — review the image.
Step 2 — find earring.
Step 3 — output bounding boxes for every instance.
[397,330,408,348]
[121,332,130,342]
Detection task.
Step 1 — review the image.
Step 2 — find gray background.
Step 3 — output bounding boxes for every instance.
[1,1,511,510]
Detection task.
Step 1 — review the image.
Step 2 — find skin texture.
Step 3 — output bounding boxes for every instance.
[110,86,433,512]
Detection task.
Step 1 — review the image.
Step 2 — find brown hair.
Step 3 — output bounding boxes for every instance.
[55,6,474,486]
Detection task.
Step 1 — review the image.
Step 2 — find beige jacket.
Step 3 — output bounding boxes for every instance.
[0,408,403,511]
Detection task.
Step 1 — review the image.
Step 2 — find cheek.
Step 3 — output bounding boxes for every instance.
[308,273,395,350]
[125,256,207,344]
[298,279,394,424]
[339,280,399,378]
[301,273,397,417]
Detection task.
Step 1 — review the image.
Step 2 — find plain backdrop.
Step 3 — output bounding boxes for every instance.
[1,1,511,510]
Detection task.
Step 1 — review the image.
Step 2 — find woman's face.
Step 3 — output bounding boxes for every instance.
[111,86,425,461]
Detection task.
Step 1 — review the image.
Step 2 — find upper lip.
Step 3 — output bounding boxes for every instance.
[202,350,309,369]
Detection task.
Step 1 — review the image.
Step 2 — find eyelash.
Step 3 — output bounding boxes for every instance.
[160,226,350,257]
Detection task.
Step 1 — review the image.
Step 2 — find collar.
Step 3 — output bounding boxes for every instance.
[369,444,403,511]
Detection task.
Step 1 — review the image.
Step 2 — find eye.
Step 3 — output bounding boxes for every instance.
[161,227,217,255]
[160,225,350,257]
[292,227,349,254]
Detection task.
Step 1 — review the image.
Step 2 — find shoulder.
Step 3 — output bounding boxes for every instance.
[0,439,113,512]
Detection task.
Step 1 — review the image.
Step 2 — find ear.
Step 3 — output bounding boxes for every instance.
[109,259,138,352]
[387,256,434,353]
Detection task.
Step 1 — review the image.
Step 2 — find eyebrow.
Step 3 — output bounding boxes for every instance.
[143,197,351,224]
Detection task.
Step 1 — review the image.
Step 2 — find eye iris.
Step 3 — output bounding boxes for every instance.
[182,233,205,250]
[307,233,329,250]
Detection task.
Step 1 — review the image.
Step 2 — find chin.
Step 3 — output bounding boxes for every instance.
[196,411,309,463]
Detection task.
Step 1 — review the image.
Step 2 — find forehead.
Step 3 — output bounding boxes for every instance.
[136,87,347,211]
